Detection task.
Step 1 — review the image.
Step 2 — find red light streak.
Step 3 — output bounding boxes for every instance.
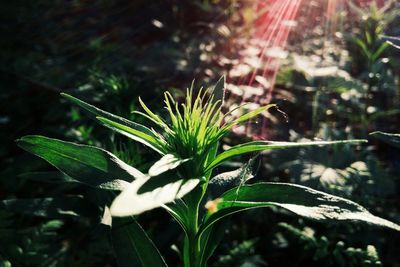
[228,0,391,139]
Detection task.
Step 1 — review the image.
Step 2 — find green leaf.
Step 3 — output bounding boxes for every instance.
[206,139,367,171]
[96,116,165,154]
[0,196,95,218]
[110,176,199,216]
[61,93,163,154]
[17,135,144,190]
[164,199,190,235]
[199,183,400,235]
[353,37,372,59]
[112,217,168,267]
[371,42,389,62]
[370,131,400,148]
[138,97,168,127]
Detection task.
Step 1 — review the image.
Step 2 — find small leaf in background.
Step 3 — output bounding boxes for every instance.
[210,76,226,109]
[17,135,144,190]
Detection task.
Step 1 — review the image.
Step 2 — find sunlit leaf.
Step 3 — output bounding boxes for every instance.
[199,183,400,235]
[17,135,144,190]
[110,176,199,217]
[148,154,189,177]
[206,139,367,171]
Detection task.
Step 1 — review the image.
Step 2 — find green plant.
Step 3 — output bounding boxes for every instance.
[10,77,400,267]
[348,0,399,91]
[349,0,398,67]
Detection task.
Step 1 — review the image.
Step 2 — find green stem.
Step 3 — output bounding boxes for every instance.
[184,146,218,267]
[188,230,200,267]
[183,187,202,267]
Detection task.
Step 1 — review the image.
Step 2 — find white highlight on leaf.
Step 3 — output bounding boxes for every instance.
[101,206,112,227]
[110,176,199,217]
[148,154,189,177]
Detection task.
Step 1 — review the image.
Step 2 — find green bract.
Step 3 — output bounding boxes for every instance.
[12,77,400,267]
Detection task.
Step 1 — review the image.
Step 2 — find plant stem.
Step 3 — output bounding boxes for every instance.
[188,230,200,267]
[184,180,209,267]
[184,148,217,267]
[183,188,202,267]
